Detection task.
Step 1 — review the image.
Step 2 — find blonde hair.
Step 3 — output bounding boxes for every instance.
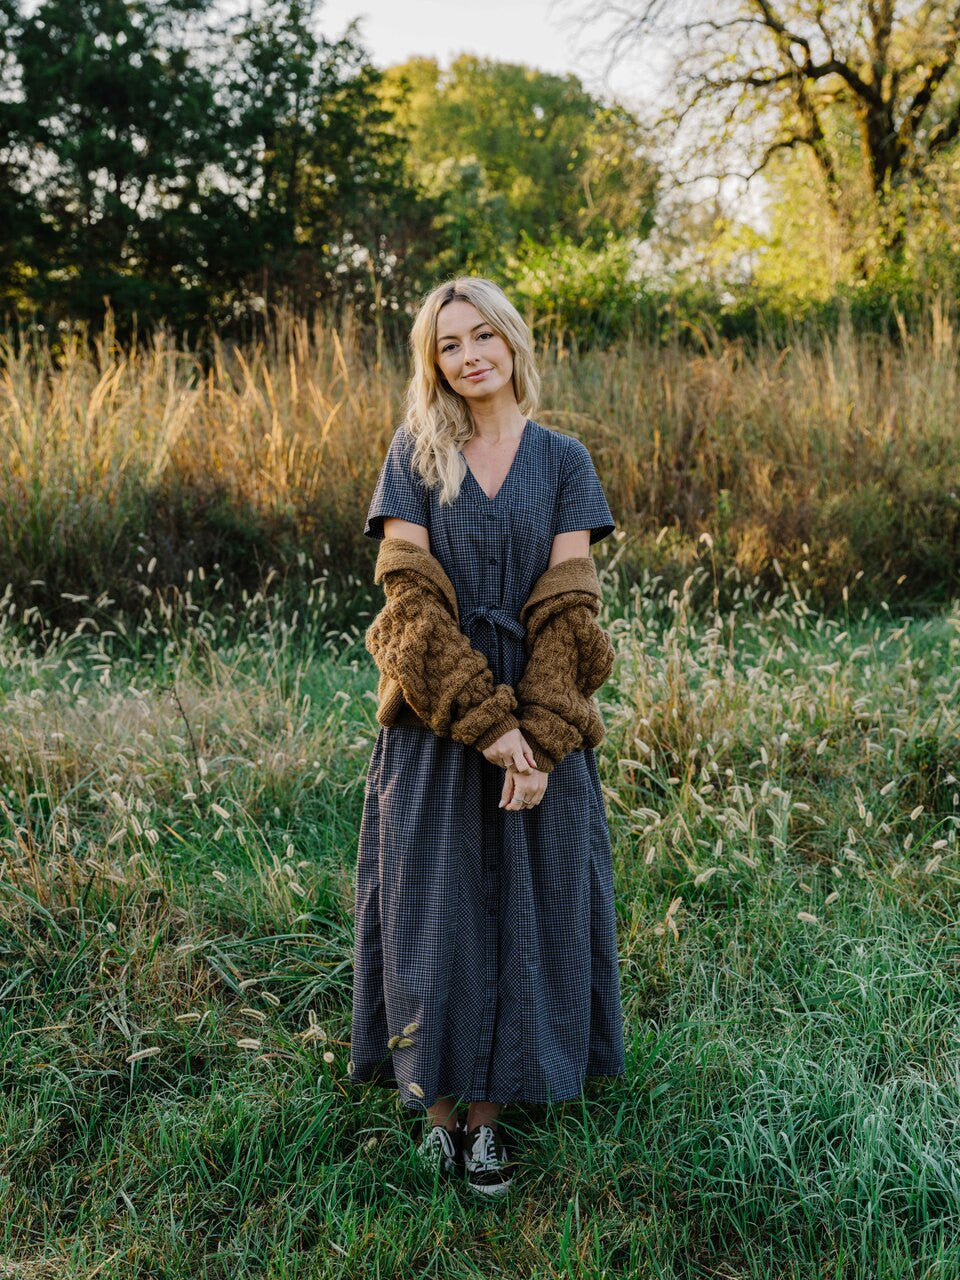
[403,276,540,505]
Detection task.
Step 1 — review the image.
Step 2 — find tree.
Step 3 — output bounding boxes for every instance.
[218,0,434,318]
[380,55,657,261]
[0,0,39,317]
[0,0,437,333]
[7,0,221,331]
[578,0,960,275]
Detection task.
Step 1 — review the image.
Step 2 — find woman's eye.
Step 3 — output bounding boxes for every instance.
[440,343,456,353]
[479,331,494,340]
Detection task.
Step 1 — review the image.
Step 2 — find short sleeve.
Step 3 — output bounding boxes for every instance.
[554,439,615,545]
[364,426,430,540]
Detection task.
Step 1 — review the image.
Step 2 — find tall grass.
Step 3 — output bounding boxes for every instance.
[1,557,958,1276]
[1,299,958,640]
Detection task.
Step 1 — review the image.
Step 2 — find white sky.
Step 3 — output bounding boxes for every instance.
[317,0,647,104]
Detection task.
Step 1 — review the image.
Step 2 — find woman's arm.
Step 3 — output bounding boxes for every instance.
[382,516,429,550]
[367,534,528,754]
[514,536,614,772]
[547,529,590,567]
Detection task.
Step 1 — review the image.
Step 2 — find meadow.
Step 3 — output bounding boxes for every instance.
[1,311,959,1278]
[2,299,959,637]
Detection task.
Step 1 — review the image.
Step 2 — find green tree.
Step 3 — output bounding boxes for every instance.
[582,0,960,280]
[0,0,38,317]
[381,55,657,263]
[8,0,221,332]
[219,0,434,318]
[0,0,435,335]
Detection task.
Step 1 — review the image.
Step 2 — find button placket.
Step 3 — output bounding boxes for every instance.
[472,760,501,1097]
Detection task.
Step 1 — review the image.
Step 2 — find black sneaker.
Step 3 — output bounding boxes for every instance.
[415,1122,459,1176]
[462,1123,514,1197]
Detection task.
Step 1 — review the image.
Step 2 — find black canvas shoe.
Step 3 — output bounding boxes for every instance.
[462,1123,514,1197]
[415,1122,459,1176]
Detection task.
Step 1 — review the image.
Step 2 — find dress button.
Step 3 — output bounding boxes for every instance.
[488,557,496,565]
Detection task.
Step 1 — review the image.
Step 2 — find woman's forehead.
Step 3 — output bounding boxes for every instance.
[436,298,489,340]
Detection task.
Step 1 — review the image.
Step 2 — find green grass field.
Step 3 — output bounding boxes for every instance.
[1,556,958,1279]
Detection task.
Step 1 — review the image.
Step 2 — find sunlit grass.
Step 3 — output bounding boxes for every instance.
[1,554,958,1276]
[1,298,958,640]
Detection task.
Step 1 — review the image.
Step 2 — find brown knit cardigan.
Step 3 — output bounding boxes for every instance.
[364,538,613,768]
[513,556,615,771]
[364,537,520,750]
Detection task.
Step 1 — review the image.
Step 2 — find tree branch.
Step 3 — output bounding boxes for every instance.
[750,0,882,106]
[896,5,960,150]
[926,96,960,155]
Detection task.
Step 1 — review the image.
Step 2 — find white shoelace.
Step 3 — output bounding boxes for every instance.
[424,1126,454,1154]
[468,1125,502,1169]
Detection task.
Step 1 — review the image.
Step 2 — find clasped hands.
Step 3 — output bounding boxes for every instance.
[481,727,548,811]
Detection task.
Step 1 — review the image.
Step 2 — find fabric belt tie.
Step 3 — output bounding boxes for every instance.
[462,605,527,641]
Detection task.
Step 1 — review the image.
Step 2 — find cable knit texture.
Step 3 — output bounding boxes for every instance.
[365,538,520,750]
[515,556,615,773]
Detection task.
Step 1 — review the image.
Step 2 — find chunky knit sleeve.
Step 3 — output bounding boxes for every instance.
[514,559,615,773]
[365,542,520,750]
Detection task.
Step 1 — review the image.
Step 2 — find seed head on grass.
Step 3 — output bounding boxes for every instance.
[125,1046,162,1063]
[296,1011,327,1044]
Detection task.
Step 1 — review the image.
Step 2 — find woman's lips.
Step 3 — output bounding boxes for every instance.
[464,369,490,381]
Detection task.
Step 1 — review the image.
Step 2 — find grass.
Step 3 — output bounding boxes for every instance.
[0,553,958,1278]
[1,297,959,639]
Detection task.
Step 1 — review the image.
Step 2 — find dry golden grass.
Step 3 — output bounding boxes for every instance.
[0,300,958,621]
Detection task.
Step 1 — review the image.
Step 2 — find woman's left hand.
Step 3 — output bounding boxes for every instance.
[499,764,548,811]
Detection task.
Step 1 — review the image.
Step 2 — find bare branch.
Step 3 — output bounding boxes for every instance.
[750,0,813,59]
[740,133,811,180]
[926,95,960,154]
[567,0,960,260]
[896,4,960,149]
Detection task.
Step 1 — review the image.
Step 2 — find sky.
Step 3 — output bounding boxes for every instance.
[317,0,649,104]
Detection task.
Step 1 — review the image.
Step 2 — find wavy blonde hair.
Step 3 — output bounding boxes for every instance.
[404,276,540,505]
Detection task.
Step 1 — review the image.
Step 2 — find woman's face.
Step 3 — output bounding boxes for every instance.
[434,299,516,406]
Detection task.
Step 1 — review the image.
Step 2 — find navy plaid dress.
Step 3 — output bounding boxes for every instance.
[349,419,625,1111]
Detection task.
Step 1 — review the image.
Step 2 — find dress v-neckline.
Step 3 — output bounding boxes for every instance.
[460,419,531,504]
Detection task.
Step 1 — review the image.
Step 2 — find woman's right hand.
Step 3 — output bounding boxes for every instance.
[481,726,538,773]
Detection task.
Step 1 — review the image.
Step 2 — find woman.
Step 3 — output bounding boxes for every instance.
[349,276,625,1197]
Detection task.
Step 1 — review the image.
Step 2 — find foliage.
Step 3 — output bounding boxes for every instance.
[1,0,221,331]
[217,0,434,321]
[379,54,658,270]
[0,0,434,339]
[507,233,645,344]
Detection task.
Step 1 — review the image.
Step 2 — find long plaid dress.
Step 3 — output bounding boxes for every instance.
[349,419,625,1110]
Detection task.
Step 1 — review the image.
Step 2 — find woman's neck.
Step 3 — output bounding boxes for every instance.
[466,397,527,445]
